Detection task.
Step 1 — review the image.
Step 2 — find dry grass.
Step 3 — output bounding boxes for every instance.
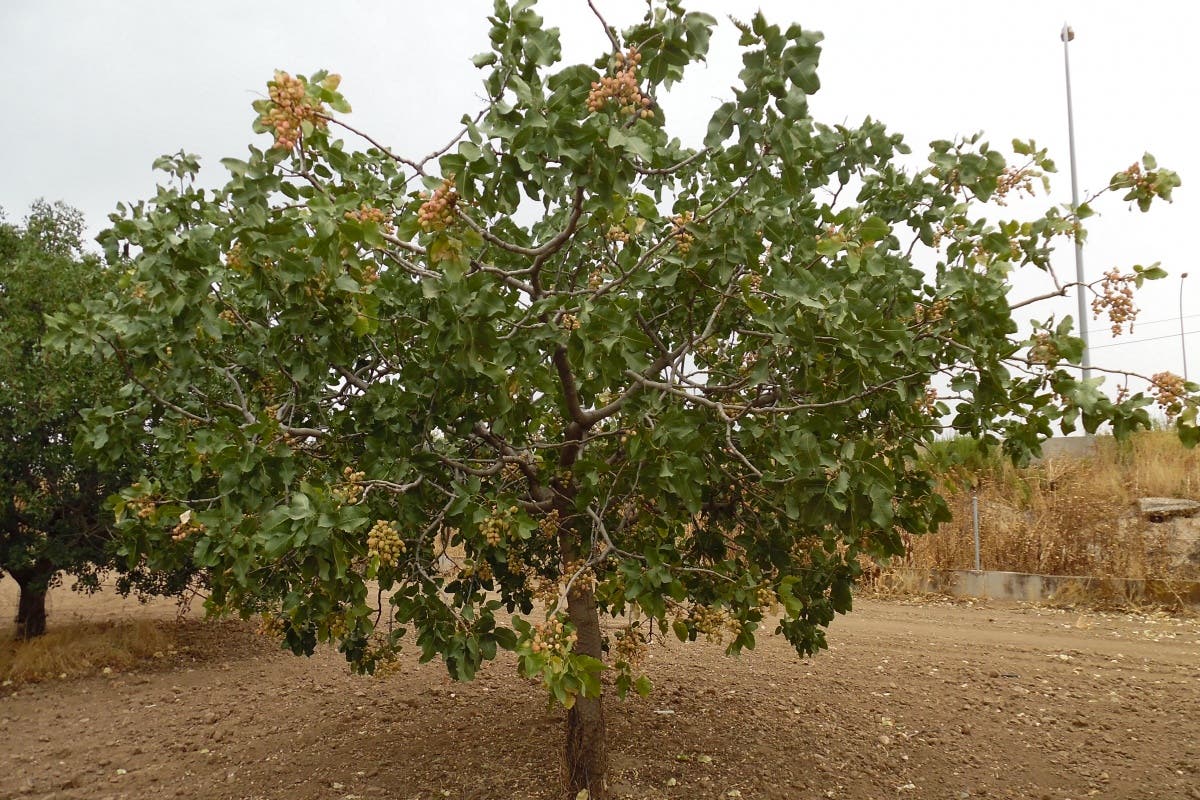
[891,430,1200,580]
[0,619,176,687]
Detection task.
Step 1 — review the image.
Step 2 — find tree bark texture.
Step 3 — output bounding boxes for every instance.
[12,568,52,639]
[564,581,607,798]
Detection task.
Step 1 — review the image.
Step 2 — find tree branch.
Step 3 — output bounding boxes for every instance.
[553,345,589,428]
[102,335,210,424]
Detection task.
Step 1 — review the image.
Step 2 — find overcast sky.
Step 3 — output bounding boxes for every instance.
[2,1,1197,395]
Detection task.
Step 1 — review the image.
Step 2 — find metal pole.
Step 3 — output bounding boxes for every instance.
[1182,272,1190,382]
[972,493,981,571]
[1062,23,1091,382]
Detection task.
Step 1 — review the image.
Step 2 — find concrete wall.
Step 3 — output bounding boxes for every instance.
[879,568,1200,607]
[1037,436,1096,460]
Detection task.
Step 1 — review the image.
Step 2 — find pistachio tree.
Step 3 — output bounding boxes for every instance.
[0,202,192,638]
[60,1,1185,794]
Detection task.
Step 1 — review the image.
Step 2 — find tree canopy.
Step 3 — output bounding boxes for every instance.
[1,201,191,638]
[57,2,1186,794]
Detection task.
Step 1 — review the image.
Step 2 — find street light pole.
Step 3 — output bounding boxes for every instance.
[1062,22,1091,382]
[1182,272,1190,382]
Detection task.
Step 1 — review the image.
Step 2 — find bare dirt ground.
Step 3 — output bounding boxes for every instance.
[2,582,1199,800]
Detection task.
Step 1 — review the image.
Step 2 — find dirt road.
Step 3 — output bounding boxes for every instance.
[2,585,1198,799]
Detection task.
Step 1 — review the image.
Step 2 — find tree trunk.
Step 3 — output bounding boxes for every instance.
[552,417,607,796]
[13,569,51,640]
[564,581,607,798]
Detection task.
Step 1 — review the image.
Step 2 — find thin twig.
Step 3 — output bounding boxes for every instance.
[586,0,622,51]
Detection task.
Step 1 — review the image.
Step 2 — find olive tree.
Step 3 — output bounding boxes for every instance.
[61,2,1185,794]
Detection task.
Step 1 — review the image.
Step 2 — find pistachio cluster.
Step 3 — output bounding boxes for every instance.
[611,626,647,669]
[755,586,778,612]
[332,467,366,505]
[670,211,695,254]
[480,505,519,547]
[170,510,205,542]
[1151,372,1186,419]
[930,220,964,250]
[560,312,582,332]
[605,226,629,243]
[303,279,327,301]
[917,386,940,416]
[1028,332,1058,366]
[364,633,403,677]
[506,549,527,578]
[586,48,653,119]
[680,604,733,643]
[225,241,248,272]
[1091,268,1137,336]
[459,559,493,582]
[417,177,458,231]
[561,558,596,596]
[125,492,156,521]
[367,519,405,566]
[993,166,1037,206]
[527,574,561,609]
[226,242,273,274]
[531,615,577,656]
[256,613,285,637]
[1119,161,1156,197]
[345,203,395,235]
[539,509,561,539]
[261,71,328,150]
[913,298,950,325]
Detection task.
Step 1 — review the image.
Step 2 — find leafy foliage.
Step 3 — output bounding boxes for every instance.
[58,0,1187,748]
[0,202,192,636]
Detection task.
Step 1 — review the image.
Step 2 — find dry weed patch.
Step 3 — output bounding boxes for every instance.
[890,431,1200,581]
[1,619,175,687]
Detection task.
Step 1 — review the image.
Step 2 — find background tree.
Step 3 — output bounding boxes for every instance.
[60,2,1186,795]
[0,201,192,639]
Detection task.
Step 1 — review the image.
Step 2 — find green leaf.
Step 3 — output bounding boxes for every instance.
[830,578,852,614]
[859,216,890,244]
[1135,264,1167,281]
[286,493,313,520]
[704,102,736,147]
[816,238,844,257]
[220,158,250,177]
[606,127,653,161]
[459,141,482,162]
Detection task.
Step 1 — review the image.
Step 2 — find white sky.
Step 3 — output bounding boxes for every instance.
[2,1,1197,394]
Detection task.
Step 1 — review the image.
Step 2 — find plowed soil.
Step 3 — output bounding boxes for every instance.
[2,582,1198,800]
